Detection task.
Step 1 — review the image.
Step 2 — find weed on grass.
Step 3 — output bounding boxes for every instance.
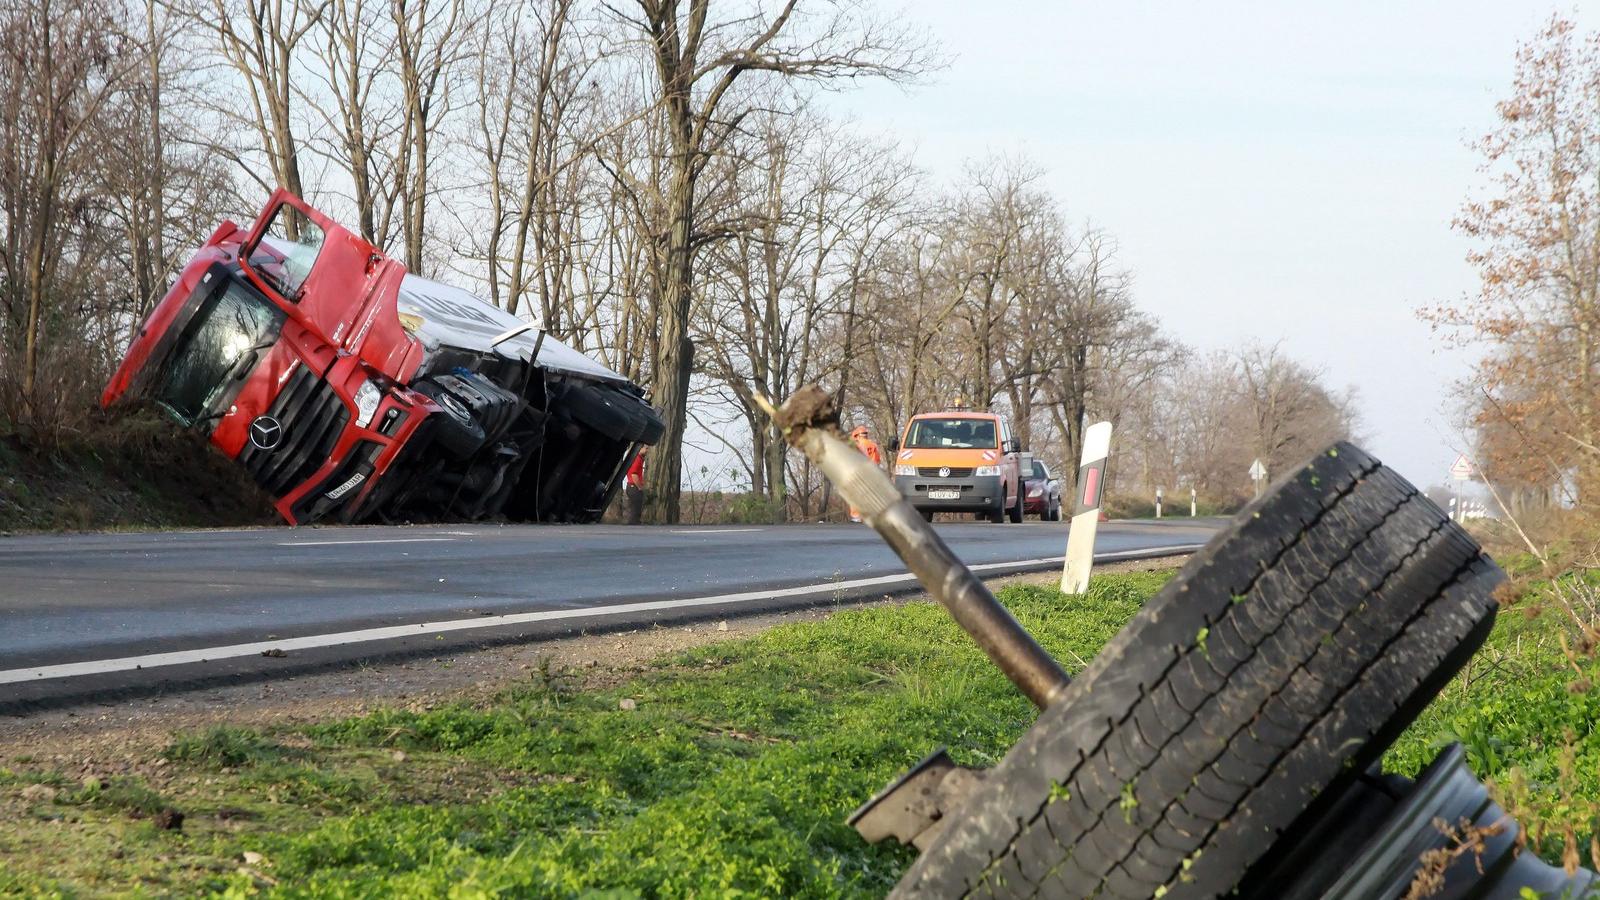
[164,725,289,769]
[1386,564,1600,863]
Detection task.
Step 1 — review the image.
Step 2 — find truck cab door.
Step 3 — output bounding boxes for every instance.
[237,190,416,381]
[238,194,367,339]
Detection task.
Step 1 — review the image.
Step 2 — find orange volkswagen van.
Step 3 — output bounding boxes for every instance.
[890,409,1024,523]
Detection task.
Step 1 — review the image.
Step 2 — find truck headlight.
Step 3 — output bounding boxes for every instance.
[354,379,382,428]
[893,464,915,476]
[975,465,1001,476]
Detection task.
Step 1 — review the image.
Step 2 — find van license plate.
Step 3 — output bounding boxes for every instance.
[928,489,960,500]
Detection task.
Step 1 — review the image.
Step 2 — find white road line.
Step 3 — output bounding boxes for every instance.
[0,544,1201,686]
[277,538,458,547]
[669,528,764,534]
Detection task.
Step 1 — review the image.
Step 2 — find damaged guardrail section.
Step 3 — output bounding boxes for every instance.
[767,384,1596,899]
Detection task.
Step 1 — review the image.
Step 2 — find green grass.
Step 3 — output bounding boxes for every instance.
[2,566,1593,897]
[0,574,1159,898]
[1385,568,1600,861]
[164,726,292,770]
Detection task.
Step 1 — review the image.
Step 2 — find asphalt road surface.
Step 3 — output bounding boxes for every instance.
[0,518,1219,707]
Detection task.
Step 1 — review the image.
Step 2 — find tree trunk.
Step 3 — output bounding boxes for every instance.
[144,0,166,314]
[644,168,695,523]
[765,424,787,520]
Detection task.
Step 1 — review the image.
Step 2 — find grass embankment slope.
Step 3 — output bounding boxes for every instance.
[0,567,1595,897]
[1386,551,1600,869]
[0,409,274,533]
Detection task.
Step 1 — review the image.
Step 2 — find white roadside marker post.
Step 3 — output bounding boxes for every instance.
[1190,486,1197,517]
[1155,487,1163,519]
[1449,454,1473,523]
[1061,421,1113,595]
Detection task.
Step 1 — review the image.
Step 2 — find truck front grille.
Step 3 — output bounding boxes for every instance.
[918,466,974,478]
[237,366,350,498]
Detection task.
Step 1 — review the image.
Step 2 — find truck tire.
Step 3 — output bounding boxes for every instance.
[414,385,486,460]
[637,410,665,445]
[893,443,1503,899]
[1007,485,1024,523]
[987,497,1005,524]
[562,381,650,443]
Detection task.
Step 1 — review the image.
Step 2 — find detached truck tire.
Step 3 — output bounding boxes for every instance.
[894,443,1504,899]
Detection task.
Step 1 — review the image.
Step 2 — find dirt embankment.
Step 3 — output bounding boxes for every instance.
[0,408,276,534]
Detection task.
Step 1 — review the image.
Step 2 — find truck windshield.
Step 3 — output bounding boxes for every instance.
[155,280,285,424]
[906,417,997,449]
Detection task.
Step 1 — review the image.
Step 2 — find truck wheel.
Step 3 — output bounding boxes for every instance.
[560,382,638,442]
[1007,487,1024,523]
[892,443,1503,899]
[986,498,1005,524]
[416,388,486,460]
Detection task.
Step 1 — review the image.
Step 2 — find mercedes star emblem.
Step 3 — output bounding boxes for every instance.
[939,466,951,478]
[249,415,284,451]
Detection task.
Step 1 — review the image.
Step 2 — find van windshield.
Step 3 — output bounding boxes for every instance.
[906,417,997,449]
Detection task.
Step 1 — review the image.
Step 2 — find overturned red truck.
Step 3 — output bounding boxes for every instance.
[103,190,661,524]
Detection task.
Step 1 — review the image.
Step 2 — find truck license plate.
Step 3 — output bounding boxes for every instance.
[928,489,960,500]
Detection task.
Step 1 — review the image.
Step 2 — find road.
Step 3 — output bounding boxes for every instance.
[0,519,1219,707]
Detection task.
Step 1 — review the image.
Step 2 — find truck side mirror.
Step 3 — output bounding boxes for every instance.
[1002,439,1020,454]
[888,437,900,453]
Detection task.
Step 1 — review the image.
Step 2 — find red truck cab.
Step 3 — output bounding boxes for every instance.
[104,190,661,525]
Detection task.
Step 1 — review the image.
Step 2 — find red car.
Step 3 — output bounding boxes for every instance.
[1022,457,1063,521]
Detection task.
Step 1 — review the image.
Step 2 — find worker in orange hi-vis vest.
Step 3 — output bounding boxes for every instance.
[848,425,884,522]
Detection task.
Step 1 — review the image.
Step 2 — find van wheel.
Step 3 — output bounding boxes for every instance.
[986,499,1004,524]
[1007,486,1024,523]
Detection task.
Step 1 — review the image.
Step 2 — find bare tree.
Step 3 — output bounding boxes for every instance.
[1234,342,1357,472]
[616,0,928,523]
[390,0,472,272]
[307,0,401,247]
[0,0,142,420]
[1426,15,1600,503]
[198,0,325,200]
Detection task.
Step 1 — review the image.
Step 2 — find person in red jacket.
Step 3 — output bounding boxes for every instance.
[624,447,646,524]
[849,425,883,522]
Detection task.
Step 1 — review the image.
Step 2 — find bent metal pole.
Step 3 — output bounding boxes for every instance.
[763,387,1071,710]
[1061,421,1113,594]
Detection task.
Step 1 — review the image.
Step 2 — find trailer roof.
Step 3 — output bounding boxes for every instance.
[396,274,630,387]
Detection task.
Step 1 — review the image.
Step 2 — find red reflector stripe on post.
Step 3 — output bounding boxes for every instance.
[1081,467,1101,509]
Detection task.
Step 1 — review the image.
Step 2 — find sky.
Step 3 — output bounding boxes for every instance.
[817,0,1598,490]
